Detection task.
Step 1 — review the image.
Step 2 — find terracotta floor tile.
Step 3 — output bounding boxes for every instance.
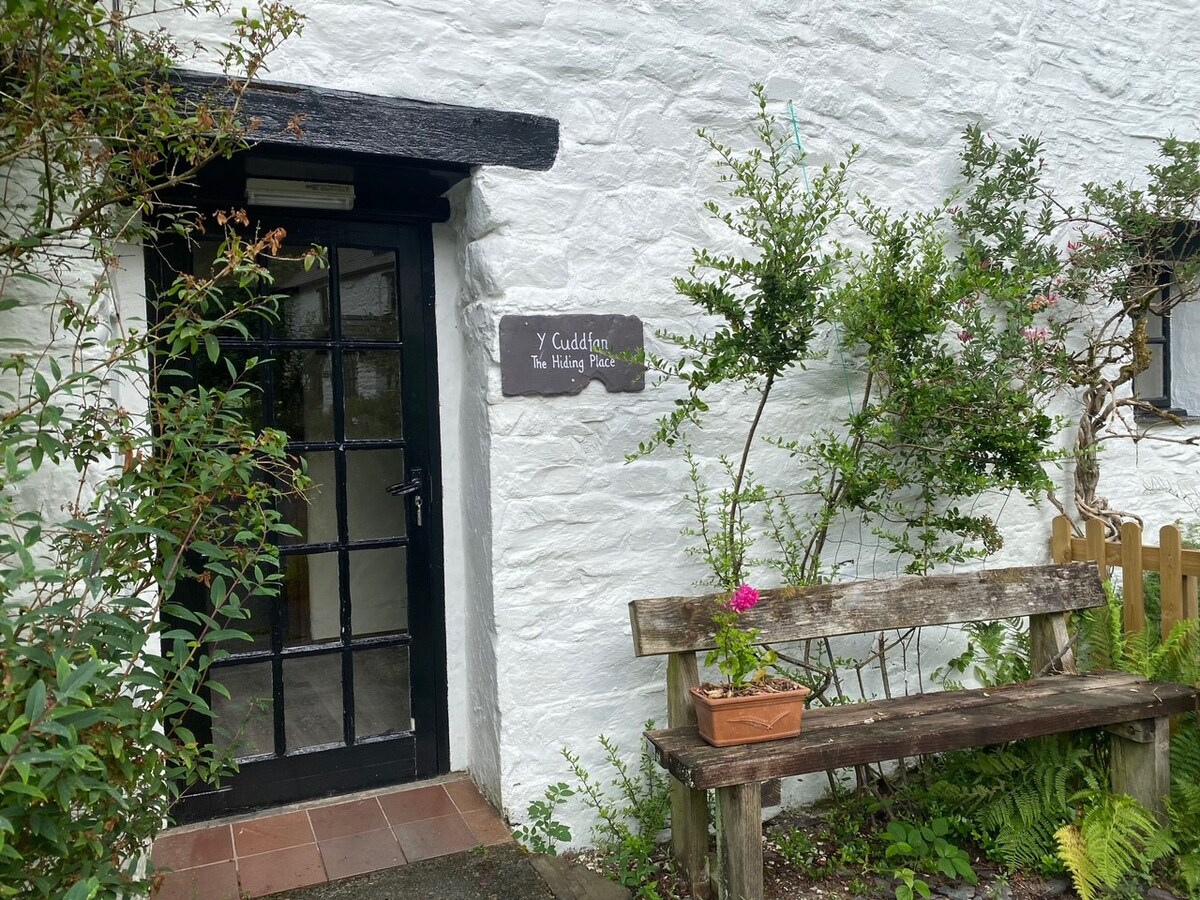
[236,843,326,896]
[445,778,490,813]
[319,828,407,881]
[232,810,315,858]
[151,860,241,900]
[463,807,513,846]
[378,783,457,825]
[308,797,389,841]
[152,825,234,870]
[393,812,479,862]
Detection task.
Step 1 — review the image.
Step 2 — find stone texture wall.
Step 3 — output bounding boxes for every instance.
[159,0,1200,837]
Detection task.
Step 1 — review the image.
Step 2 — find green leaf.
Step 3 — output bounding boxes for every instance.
[32,371,50,401]
[23,680,47,724]
[2,782,46,799]
[62,878,98,900]
[204,628,252,644]
[58,659,102,699]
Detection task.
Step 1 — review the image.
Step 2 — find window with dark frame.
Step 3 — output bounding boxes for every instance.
[1133,220,1200,418]
[1133,270,1174,410]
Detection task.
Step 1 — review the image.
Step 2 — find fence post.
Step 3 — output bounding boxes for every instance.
[1086,519,1108,572]
[1051,515,1072,564]
[1121,521,1145,636]
[1160,525,1184,642]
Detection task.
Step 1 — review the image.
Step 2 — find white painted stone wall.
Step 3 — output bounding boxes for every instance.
[157,0,1200,840]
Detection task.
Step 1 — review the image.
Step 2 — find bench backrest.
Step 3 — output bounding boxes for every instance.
[629,563,1105,657]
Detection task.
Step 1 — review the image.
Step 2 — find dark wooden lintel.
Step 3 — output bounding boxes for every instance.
[174,71,559,172]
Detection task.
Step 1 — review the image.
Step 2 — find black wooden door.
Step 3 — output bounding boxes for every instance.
[172,218,447,821]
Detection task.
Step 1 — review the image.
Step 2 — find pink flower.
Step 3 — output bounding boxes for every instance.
[1022,326,1048,342]
[727,584,760,613]
[957,330,974,343]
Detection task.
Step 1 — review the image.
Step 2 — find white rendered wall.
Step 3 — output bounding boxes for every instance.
[156,0,1200,835]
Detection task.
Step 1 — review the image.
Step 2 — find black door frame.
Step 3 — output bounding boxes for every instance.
[152,211,449,822]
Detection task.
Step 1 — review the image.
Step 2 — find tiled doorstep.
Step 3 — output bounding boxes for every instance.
[151,776,512,900]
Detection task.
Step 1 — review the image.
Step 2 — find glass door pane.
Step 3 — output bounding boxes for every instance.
[210,662,274,759]
[283,654,344,750]
[346,448,407,541]
[274,350,335,442]
[339,248,399,341]
[344,352,403,438]
[283,552,340,646]
[354,646,411,739]
[350,547,408,636]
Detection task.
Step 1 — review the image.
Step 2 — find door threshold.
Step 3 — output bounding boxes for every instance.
[151,774,511,899]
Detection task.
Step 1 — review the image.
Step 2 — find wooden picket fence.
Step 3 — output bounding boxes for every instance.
[1051,515,1200,639]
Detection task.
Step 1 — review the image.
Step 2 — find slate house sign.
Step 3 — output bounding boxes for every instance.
[500,314,645,396]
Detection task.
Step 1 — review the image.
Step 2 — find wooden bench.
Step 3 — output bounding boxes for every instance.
[628,564,1199,900]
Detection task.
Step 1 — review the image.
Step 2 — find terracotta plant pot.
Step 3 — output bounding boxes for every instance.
[690,682,812,747]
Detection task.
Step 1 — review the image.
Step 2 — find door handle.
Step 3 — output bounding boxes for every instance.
[386,469,423,498]
[388,468,426,528]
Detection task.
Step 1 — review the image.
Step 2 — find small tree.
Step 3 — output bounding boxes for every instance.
[813,129,1071,574]
[639,93,1069,589]
[1,3,305,897]
[1056,138,1200,531]
[634,83,856,588]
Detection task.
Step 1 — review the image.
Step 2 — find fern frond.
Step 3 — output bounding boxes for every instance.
[1057,794,1175,900]
[994,815,1064,871]
[1056,823,1104,900]
[969,740,1091,870]
[1173,717,1200,792]
[1122,619,1199,681]
[1077,581,1126,672]
[1178,849,1200,897]
[962,747,1028,778]
[1106,581,1126,669]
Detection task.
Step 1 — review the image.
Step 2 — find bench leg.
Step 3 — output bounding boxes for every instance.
[715,783,762,900]
[1111,717,1170,822]
[667,652,711,897]
[671,779,710,898]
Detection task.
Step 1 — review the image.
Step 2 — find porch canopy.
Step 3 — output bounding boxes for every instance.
[169,71,560,219]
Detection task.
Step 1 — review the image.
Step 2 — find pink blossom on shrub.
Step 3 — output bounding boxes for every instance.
[727,583,760,613]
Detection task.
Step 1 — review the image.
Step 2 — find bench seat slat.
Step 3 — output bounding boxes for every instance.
[630,564,1105,657]
[647,672,1199,790]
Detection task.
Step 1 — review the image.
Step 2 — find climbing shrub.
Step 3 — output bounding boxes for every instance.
[0,3,304,897]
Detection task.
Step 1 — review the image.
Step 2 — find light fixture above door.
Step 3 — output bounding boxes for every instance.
[245,177,355,210]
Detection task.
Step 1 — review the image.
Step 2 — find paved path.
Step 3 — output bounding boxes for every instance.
[275,843,629,900]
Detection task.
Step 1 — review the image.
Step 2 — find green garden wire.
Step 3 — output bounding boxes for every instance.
[787,99,856,411]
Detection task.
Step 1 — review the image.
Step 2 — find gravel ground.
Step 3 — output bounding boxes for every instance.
[274,844,554,900]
